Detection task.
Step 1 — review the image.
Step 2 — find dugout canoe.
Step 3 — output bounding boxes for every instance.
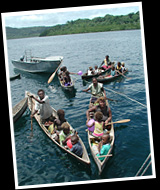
[26,91,90,166]
[97,69,128,83]
[10,73,21,81]
[81,66,111,80]
[58,74,75,91]
[12,97,28,123]
[87,98,115,174]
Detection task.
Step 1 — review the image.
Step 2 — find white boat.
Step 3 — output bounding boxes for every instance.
[12,50,63,73]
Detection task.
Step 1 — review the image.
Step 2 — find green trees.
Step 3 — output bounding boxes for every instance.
[39,12,140,37]
[6,12,140,39]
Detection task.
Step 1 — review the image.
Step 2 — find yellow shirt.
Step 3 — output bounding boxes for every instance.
[93,121,104,135]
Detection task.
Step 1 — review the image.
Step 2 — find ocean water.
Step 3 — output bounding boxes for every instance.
[6,30,153,187]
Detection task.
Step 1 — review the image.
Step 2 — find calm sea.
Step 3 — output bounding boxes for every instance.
[6,30,153,187]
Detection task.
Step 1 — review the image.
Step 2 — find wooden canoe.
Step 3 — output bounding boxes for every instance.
[81,66,111,80]
[97,69,128,83]
[26,91,90,166]
[87,98,115,174]
[12,97,28,123]
[10,73,21,81]
[58,75,75,91]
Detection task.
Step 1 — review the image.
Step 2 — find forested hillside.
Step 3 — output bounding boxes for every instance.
[6,12,140,39]
[40,12,140,37]
[6,26,51,39]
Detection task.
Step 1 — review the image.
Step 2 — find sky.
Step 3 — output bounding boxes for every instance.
[2,3,140,28]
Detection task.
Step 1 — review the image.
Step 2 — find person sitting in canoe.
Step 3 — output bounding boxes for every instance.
[98,65,118,79]
[86,97,112,130]
[70,135,83,158]
[63,71,72,86]
[54,109,67,130]
[100,55,111,70]
[96,134,111,161]
[121,62,127,72]
[30,89,54,124]
[94,65,100,74]
[87,67,95,76]
[59,122,73,146]
[116,62,122,74]
[83,77,107,103]
[87,111,105,137]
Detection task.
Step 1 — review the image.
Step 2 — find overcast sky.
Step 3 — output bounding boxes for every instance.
[2,4,140,28]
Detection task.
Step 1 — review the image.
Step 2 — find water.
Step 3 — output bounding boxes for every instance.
[6,30,153,187]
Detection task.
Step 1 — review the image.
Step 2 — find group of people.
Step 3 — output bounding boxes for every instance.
[83,78,112,161]
[29,56,116,160]
[30,89,83,158]
[58,66,72,86]
[87,55,127,78]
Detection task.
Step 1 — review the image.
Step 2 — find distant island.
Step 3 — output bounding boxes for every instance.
[6,12,140,39]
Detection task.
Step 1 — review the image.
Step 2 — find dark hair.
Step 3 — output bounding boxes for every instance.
[95,111,103,122]
[37,89,45,95]
[92,77,97,81]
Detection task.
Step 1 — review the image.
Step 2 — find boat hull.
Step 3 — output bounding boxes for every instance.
[97,69,128,83]
[26,91,90,166]
[81,66,111,80]
[87,99,114,174]
[12,56,63,73]
[12,97,28,123]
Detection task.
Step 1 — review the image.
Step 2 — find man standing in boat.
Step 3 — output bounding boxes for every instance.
[30,89,54,124]
[83,77,107,103]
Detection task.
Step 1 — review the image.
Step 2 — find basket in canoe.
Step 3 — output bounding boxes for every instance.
[97,69,128,83]
[12,97,28,123]
[81,66,111,80]
[26,91,90,166]
[87,98,115,174]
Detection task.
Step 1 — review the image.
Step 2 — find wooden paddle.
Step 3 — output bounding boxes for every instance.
[48,62,62,84]
[97,154,112,158]
[30,96,33,131]
[117,70,131,79]
[105,119,130,126]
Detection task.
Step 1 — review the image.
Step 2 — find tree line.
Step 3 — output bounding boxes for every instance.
[6,12,140,39]
[39,12,140,37]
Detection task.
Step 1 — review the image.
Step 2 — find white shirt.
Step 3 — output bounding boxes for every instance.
[35,95,53,119]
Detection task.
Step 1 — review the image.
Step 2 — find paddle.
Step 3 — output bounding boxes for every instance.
[30,95,33,131]
[48,62,62,84]
[117,70,131,79]
[97,154,113,158]
[105,119,130,126]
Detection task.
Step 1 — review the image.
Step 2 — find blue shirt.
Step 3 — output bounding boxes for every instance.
[111,70,116,76]
[70,141,83,157]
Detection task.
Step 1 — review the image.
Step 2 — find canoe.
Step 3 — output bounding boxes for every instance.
[26,91,90,166]
[12,97,28,123]
[10,73,21,81]
[97,69,128,83]
[81,66,111,80]
[12,52,63,73]
[87,98,115,174]
[58,75,75,91]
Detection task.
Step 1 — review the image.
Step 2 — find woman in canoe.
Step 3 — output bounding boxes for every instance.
[86,97,112,130]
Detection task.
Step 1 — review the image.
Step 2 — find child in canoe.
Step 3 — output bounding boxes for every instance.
[47,109,67,134]
[92,134,111,161]
[97,134,111,161]
[70,135,83,158]
[87,111,105,137]
[58,122,76,146]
